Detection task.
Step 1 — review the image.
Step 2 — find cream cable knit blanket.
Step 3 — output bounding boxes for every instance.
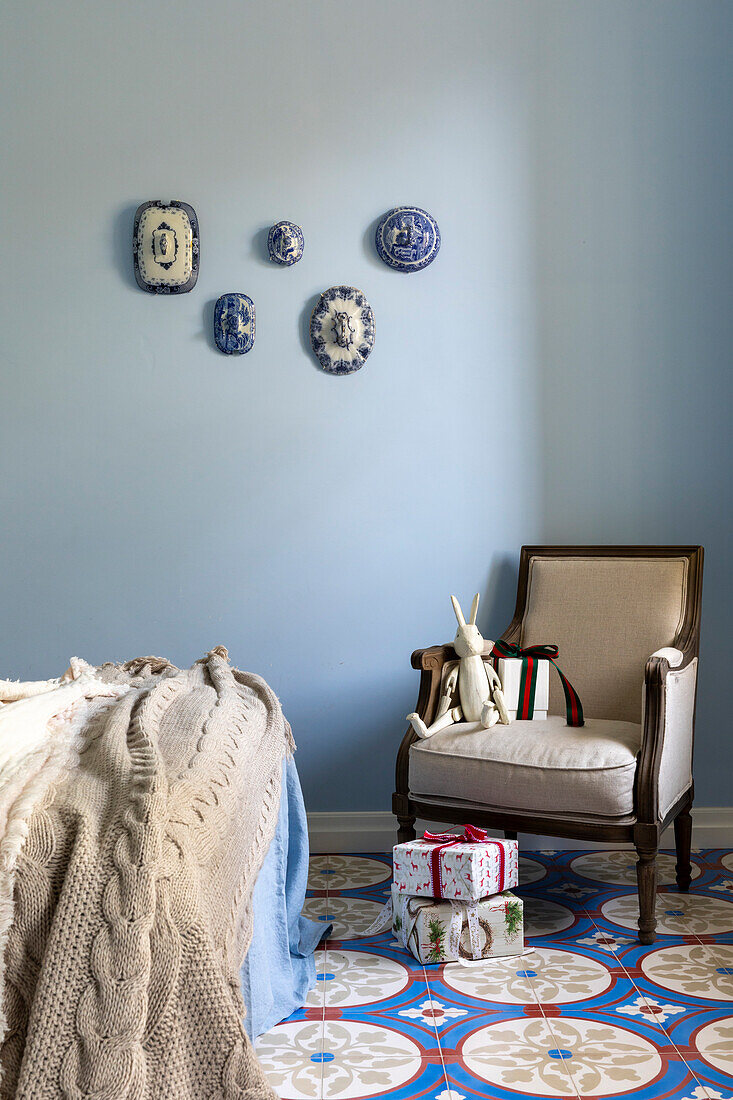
[0,648,291,1099]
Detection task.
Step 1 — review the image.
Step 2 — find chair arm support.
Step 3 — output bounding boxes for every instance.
[396,646,452,806]
[635,645,698,824]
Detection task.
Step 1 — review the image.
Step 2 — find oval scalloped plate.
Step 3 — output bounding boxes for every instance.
[310,286,375,375]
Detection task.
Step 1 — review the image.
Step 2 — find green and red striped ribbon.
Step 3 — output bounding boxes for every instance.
[490,640,584,727]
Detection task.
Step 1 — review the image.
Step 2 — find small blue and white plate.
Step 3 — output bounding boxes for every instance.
[268,221,304,266]
[375,206,440,273]
[214,293,255,355]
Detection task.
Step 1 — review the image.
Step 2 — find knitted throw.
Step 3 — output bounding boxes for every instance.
[0,648,292,1099]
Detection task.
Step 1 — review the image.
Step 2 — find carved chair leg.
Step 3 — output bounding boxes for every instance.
[504,831,517,841]
[397,815,416,845]
[674,808,693,893]
[636,844,658,945]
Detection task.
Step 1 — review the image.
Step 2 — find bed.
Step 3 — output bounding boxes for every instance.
[0,651,327,1095]
[241,756,327,1039]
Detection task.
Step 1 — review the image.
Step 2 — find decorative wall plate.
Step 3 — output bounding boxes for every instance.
[214,293,255,354]
[375,206,440,273]
[268,221,304,266]
[133,201,199,293]
[310,286,375,375]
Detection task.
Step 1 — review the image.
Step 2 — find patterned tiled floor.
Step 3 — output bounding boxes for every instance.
[255,849,733,1100]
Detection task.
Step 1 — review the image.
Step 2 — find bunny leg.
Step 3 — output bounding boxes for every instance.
[407,706,462,740]
[493,685,510,725]
[480,701,500,728]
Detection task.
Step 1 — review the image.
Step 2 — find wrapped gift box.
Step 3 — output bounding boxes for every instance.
[393,834,518,902]
[391,883,524,964]
[496,656,549,721]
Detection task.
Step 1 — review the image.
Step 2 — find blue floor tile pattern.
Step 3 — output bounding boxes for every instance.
[255,849,733,1099]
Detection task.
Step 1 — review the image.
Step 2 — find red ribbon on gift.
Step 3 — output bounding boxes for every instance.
[422,825,506,899]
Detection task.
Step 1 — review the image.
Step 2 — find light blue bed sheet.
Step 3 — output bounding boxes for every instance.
[240,757,328,1040]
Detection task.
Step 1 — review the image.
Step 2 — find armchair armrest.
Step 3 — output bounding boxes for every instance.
[395,645,455,816]
[648,647,684,668]
[635,643,699,824]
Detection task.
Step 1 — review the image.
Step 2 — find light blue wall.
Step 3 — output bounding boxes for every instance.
[532,3,733,807]
[1,1,730,812]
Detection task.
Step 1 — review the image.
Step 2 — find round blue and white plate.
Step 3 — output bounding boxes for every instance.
[375,206,440,273]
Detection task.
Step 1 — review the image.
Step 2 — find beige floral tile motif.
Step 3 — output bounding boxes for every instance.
[641,943,733,1001]
[711,879,733,895]
[444,948,610,1005]
[459,1019,571,1096]
[721,852,733,874]
[255,1020,324,1099]
[678,1088,733,1100]
[307,854,391,892]
[443,956,536,1004]
[303,973,324,1009]
[695,1016,733,1075]
[463,1017,662,1096]
[315,948,410,1007]
[523,894,575,937]
[521,948,612,1004]
[320,1020,421,1098]
[602,891,733,935]
[301,895,388,940]
[571,850,701,886]
[519,856,546,884]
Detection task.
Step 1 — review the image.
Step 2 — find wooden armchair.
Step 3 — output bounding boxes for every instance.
[393,546,704,944]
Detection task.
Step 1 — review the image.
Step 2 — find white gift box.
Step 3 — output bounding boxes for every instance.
[496,656,549,721]
[391,883,524,964]
[392,836,518,902]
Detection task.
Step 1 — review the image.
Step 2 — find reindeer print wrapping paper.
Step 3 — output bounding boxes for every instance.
[393,837,518,902]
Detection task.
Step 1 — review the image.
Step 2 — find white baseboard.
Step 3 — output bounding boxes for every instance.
[307,807,733,854]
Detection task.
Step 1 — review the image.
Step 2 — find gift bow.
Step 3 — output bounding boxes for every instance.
[422,825,505,899]
[490,640,584,727]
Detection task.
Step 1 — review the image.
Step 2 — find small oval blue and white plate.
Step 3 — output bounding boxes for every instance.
[214,293,256,355]
[267,221,304,266]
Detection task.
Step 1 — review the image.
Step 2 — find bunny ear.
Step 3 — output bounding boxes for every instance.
[450,596,466,626]
[469,593,480,624]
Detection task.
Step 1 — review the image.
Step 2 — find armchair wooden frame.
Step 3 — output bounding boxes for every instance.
[393,545,704,944]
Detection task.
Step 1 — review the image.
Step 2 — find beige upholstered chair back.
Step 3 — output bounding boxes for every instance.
[519,554,690,724]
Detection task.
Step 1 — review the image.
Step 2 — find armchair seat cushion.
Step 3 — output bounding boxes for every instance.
[409,716,642,821]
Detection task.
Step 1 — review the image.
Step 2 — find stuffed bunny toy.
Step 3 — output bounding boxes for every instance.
[407,593,510,740]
